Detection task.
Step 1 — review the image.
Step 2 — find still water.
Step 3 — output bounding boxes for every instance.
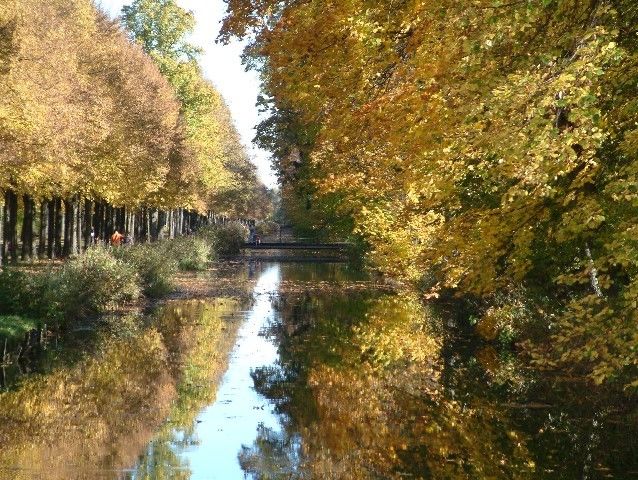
[157,265,282,479]
[0,262,635,479]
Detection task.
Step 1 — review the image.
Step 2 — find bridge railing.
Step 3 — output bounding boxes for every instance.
[252,235,350,244]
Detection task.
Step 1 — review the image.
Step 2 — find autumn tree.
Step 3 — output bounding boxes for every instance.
[222,0,638,387]
[0,0,266,264]
[121,0,266,215]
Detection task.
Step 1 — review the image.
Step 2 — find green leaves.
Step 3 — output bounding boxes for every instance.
[121,0,265,215]
[122,0,201,62]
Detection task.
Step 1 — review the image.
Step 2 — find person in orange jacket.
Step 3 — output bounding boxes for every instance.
[111,230,124,246]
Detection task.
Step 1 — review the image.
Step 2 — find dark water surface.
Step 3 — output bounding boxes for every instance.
[0,262,635,479]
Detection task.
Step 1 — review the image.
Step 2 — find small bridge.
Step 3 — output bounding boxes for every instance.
[241,242,350,251]
[240,238,352,262]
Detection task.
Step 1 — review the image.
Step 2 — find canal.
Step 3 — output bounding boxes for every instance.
[0,262,635,479]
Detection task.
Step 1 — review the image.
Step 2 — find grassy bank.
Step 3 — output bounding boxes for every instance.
[0,224,247,347]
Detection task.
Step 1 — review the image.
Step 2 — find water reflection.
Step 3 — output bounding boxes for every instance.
[0,298,243,480]
[134,265,283,479]
[0,262,635,479]
[240,265,638,480]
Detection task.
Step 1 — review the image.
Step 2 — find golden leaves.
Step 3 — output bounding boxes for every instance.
[0,0,264,215]
[223,0,638,384]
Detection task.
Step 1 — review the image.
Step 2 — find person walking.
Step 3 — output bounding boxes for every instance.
[111,230,124,246]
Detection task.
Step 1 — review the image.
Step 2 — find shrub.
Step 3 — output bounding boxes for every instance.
[214,223,248,256]
[0,269,31,314]
[195,226,221,261]
[113,244,177,297]
[54,246,141,320]
[160,235,212,271]
[0,268,56,320]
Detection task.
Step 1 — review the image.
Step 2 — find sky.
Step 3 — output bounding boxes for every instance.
[96,0,277,189]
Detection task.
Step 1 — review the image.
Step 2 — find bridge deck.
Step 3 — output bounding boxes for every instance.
[241,242,350,250]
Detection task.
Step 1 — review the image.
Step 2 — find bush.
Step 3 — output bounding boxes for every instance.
[0,269,31,314]
[0,227,251,327]
[113,244,177,297]
[213,223,248,256]
[0,268,56,320]
[54,247,141,320]
[1,249,141,324]
[195,226,221,261]
[159,235,212,271]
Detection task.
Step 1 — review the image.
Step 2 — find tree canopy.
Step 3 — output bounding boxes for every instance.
[222,0,638,386]
[122,0,269,216]
[0,0,268,217]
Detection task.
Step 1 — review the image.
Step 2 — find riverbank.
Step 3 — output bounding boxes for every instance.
[0,225,247,368]
[0,257,261,478]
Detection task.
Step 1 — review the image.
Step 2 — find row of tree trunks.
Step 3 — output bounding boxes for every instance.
[0,198,3,265]
[0,191,243,264]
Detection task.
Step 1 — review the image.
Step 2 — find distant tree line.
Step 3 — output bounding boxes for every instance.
[0,0,271,262]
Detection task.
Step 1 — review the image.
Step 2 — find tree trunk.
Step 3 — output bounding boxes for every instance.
[119,206,126,232]
[145,208,151,243]
[74,198,81,255]
[97,200,107,244]
[92,201,100,244]
[150,208,159,241]
[139,208,146,243]
[104,203,114,242]
[133,210,141,243]
[585,243,604,298]
[5,190,18,263]
[54,197,62,258]
[0,196,4,265]
[83,199,92,249]
[38,200,47,259]
[96,201,106,244]
[21,194,34,261]
[128,209,135,243]
[158,210,167,240]
[63,198,73,257]
[114,206,121,234]
[47,199,55,259]
[125,208,134,240]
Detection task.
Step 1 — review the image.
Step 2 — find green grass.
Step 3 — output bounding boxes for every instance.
[0,315,39,340]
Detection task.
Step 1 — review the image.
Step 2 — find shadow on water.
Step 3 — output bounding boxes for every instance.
[0,261,635,479]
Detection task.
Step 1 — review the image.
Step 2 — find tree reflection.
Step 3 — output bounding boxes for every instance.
[0,298,242,480]
[239,424,303,479]
[241,288,638,479]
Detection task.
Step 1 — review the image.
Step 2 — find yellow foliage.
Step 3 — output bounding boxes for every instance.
[223,0,638,385]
